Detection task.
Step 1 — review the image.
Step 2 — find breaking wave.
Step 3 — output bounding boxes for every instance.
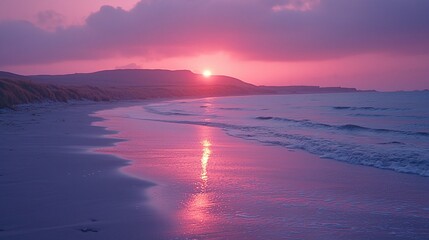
[332,106,405,111]
[141,92,429,177]
[256,116,429,137]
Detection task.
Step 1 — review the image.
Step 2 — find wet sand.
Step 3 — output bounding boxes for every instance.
[94,104,429,240]
[0,102,166,240]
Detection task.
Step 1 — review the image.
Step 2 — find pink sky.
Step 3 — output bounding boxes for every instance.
[0,0,428,91]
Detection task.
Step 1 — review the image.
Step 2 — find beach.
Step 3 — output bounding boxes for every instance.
[1,98,429,239]
[0,102,166,240]
[1,0,428,239]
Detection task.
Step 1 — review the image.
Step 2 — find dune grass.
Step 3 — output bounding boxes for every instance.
[0,78,111,109]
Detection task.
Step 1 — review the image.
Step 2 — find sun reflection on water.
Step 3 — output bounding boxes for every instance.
[182,127,215,235]
[201,139,211,186]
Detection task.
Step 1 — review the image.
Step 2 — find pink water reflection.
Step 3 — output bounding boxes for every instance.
[200,140,210,180]
[180,126,217,235]
[92,105,429,239]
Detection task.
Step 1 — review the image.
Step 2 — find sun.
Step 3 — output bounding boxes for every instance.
[202,70,212,78]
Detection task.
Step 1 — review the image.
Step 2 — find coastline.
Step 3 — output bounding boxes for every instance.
[0,101,166,240]
[93,101,429,239]
[2,97,429,239]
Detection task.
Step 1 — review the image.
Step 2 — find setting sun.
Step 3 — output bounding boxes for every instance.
[203,70,212,78]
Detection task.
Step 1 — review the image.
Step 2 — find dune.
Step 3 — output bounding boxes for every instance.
[0,79,111,109]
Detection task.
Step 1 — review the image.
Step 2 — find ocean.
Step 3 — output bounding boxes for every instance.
[138,91,429,176]
[94,91,429,239]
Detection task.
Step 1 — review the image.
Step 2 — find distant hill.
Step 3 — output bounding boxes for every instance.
[0,71,29,81]
[28,69,257,88]
[259,85,365,94]
[0,69,367,109]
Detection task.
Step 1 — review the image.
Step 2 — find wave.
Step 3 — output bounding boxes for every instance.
[256,116,273,120]
[256,116,429,137]
[144,105,199,116]
[378,141,405,145]
[131,116,429,177]
[218,107,245,111]
[350,113,387,117]
[219,107,268,111]
[145,108,196,116]
[332,106,410,111]
[333,106,390,111]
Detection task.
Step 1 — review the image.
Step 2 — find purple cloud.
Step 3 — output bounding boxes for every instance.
[116,62,142,69]
[36,10,66,31]
[0,0,428,66]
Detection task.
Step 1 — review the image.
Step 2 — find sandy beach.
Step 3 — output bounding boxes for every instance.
[0,102,166,240]
[1,100,429,240]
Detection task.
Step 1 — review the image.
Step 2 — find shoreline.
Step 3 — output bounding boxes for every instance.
[93,101,429,239]
[0,101,166,240]
[2,98,429,239]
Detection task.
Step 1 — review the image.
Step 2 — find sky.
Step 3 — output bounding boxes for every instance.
[0,0,428,91]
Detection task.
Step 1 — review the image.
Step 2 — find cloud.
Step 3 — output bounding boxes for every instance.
[0,0,428,66]
[36,10,66,31]
[116,62,141,69]
[272,0,320,12]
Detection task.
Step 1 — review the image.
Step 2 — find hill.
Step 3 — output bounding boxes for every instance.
[0,69,366,109]
[28,69,257,88]
[0,69,266,109]
[259,85,362,94]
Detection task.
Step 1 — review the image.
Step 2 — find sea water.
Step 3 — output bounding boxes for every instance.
[137,91,429,176]
[95,91,429,239]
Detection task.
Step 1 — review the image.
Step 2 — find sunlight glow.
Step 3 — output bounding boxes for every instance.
[203,70,212,78]
[201,139,211,182]
[180,127,215,235]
